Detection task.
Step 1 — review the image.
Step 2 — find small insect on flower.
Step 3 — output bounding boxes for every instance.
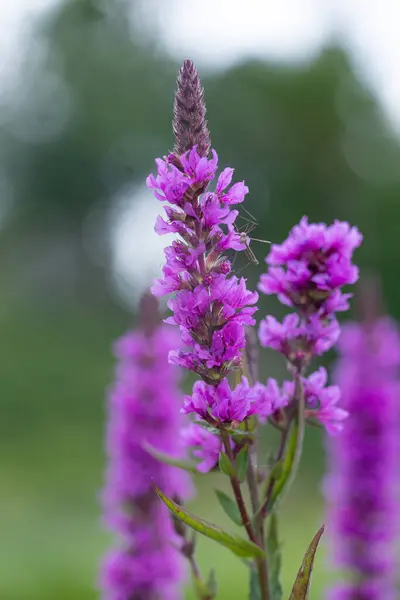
[236,207,270,266]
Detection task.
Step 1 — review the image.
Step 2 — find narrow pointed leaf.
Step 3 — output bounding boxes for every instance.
[143,442,201,474]
[268,460,284,482]
[195,420,221,436]
[215,489,243,526]
[219,451,236,477]
[193,574,216,600]
[267,514,283,600]
[206,569,218,597]
[154,483,266,559]
[288,525,325,600]
[236,445,249,483]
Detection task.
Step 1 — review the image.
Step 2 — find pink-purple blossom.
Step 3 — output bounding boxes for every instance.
[255,368,346,434]
[100,322,191,600]
[259,313,340,361]
[181,376,273,424]
[324,318,400,599]
[259,217,362,314]
[258,217,362,420]
[148,145,261,422]
[180,422,223,473]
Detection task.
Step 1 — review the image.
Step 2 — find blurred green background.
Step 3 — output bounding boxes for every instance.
[1,1,400,598]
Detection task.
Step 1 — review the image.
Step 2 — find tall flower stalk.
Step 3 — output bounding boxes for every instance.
[147,59,275,600]
[100,293,191,600]
[143,59,364,600]
[324,314,400,599]
[254,218,362,524]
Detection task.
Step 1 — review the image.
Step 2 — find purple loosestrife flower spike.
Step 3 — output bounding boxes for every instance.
[257,217,362,433]
[173,59,211,158]
[324,317,400,600]
[258,217,362,369]
[147,61,272,426]
[100,294,191,600]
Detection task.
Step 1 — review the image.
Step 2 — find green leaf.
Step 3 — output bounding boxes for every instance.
[267,380,305,513]
[153,483,266,559]
[236,445,249,483]
[288,525,325,600]
[195,420,221,436]
[267,514,283,600]
[215,489,243,526]
[249,569,262,600]
[143,442,201,474]
[268,460,284,481]
[206,569,218,598]
[219,451,236,477]
[193,573,217,600]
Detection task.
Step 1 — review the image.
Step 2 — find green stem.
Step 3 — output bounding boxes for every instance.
[221,431,256,542]
[258,372,305,523]
[241,347,270,600]
[221,430,269,600]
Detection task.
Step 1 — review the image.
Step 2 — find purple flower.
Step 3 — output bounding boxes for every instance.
[180,422,223,473]
[258,217,362,426]
[254,367,346,434]
[181,377,274,424]
[100,319,192,600]
[148,139,261,421]
[293,367,347,434]
[249,379,290,422]
[259,217,362,316]
[324,318,400,599]
[259,313,340,362]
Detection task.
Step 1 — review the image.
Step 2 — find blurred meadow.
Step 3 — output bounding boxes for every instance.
[1,0,400,598]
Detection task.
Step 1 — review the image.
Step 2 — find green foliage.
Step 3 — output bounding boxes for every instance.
[266,514,283,600]
[288,526,325,599]
[219,452,236,477]
[192,571,217,600]
[215,490,243,526]
[143,441,202,474]
[249,569,262,600]
[235,445,249,483]
[267,390,305,514]
[153,483,266,560]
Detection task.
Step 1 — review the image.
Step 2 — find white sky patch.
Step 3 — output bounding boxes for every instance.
[0,0,58,88]
[109,185,173,309]
[151,0,331,67]
[331,0,400,133]
[146,0,400,132]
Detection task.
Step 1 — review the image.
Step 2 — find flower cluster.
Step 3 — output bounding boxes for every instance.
[148,146,268,424]
[257,217,362,433]
[100,317,191,600]
[324,318,400,599]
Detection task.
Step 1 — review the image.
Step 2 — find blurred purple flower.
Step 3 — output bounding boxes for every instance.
[180,421,223,473]
[324,318,400,599]
[100,318,191,600]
